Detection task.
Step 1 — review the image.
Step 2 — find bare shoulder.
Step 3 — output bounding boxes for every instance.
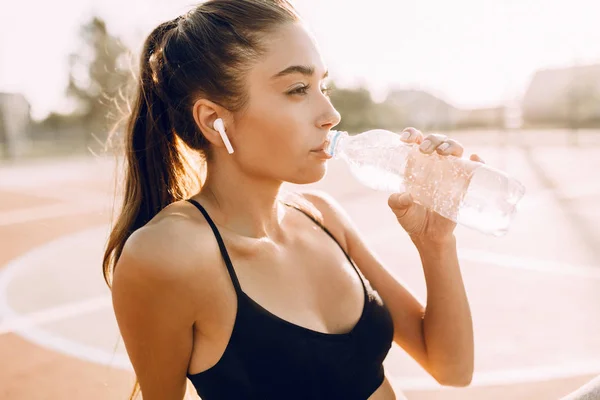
[295,190,357,248]
[111,200,223,315]
[110,200,225,397]
[297,190,353,227]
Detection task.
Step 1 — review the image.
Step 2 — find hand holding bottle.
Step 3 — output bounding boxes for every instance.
[326,127,524,236]
[387,127,485,244]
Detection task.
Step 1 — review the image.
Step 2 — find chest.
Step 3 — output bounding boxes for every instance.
[226,224,366,335]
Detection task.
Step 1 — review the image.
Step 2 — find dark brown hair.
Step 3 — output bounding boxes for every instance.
[102,1,299,398]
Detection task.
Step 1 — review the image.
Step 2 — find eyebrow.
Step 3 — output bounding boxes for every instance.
[271,65,329,80]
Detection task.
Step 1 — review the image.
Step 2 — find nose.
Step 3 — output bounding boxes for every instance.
[316,99,341,130]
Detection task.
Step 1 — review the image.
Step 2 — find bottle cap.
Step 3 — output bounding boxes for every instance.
[325,130,347,157]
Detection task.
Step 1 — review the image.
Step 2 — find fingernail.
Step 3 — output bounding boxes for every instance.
[420,140,432,152]
[438,143,450,152]
[400,131,410,140]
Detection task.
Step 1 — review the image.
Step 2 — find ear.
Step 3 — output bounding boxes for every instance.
[192,98,232,150]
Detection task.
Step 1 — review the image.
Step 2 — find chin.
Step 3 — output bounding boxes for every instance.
[288,162,328,185]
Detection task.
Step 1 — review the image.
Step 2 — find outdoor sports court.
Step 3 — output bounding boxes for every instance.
[1,135,600,399]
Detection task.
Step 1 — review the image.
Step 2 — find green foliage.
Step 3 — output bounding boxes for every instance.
[65,17,132,142]
[328,83,408,134]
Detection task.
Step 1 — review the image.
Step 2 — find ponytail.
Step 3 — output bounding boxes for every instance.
[103,18,203,400]
[102,19,202,287]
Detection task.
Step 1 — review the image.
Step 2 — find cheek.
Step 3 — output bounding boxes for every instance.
[236,99,307,161]
[240,130,302,171]
[234,118,327,184]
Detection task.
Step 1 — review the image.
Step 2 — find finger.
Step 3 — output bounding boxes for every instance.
[399,127,425,144]
[436,138,464,158]
[388,192,413,218]
[469,153,485,163]
[419,133,447,154]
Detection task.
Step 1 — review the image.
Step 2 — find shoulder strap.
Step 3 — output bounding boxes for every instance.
[283,202,356,266]
[186,199,243,294]
[284,202,369,296]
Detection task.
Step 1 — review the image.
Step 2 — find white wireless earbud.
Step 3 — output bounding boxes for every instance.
[213,118,234,154]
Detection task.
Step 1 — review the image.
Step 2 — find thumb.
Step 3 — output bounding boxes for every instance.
[470,153,485,164]
[388,192,413,217]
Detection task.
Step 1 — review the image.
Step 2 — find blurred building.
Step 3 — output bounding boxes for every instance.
[383,89,458,130]
[384,89,505,130]
[0,92,31,160]
[522,64,600,128]
[454,106,505,129]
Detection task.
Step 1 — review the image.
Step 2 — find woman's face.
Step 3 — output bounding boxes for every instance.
[229,22,341,185]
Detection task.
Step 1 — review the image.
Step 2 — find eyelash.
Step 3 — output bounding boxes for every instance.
[288,84,333,97]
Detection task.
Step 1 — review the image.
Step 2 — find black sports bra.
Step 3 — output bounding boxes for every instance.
[186,198,394,400]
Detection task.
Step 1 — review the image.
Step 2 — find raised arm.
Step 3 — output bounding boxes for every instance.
[301,190,474,387]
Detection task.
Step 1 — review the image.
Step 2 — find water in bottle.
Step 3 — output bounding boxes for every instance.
[325,129,526,236]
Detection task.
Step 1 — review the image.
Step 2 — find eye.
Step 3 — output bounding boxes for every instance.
[320,84,333,97]
[288,85,310,95]
[287,84,334,97]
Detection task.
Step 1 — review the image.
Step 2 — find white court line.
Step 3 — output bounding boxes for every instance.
[0,295,110,335]
[1,225,599,390]
[0,225,131,369]
[0,225,598,338]
[0,157,119,190]
[3,321,133,371]
[4,244,597,334]
[2,294,599,391]
[0,185,114,203]
[0,293,131,370]
[574,208,600,219]
[391,360,600,391]
[369,230,600,278]
[0,200,111,226]
[458,248,600,279]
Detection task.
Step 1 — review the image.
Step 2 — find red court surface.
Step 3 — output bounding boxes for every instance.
[1,138,599,399]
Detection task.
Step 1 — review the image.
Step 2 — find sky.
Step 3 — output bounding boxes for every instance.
[1,0,600,120]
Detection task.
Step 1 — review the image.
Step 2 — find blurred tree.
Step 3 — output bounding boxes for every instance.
[66,16,132,146]
[328,83,379,134]
[370,100,411,132]
[0,108,6,158]
[328,83,410,134]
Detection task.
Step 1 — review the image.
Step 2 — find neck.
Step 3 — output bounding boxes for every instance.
[196,159,286,239]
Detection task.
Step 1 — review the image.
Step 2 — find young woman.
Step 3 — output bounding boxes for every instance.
[104,1,478,398]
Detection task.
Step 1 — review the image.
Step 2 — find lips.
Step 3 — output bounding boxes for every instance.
[311,139,330,152]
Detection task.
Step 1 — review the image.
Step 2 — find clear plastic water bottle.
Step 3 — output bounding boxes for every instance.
[325,129,526,236]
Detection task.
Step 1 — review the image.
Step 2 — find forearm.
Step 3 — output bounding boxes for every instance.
[414,235,474,386]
